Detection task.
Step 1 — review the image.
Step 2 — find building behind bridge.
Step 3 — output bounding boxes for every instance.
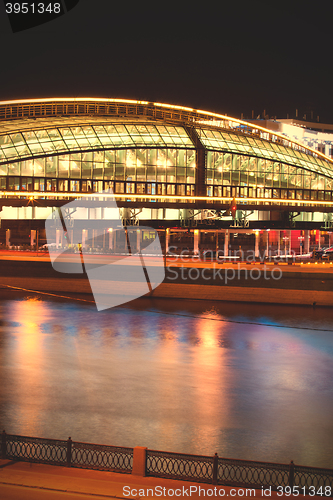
[1,98,333,256]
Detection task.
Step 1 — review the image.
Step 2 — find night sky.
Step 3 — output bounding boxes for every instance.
[1,0,333,123]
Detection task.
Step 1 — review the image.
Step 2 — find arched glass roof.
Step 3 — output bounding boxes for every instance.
[0,118,193,164]
[0,98,332,179]
[197,128,333,177]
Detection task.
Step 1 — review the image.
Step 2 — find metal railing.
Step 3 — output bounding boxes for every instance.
[1,431,133,473]
[146,450,333,492]
[1,431,332,492]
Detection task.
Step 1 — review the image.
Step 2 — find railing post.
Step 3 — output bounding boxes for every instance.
[1,430,6,459]
[289,460,295,488]
[212,453,218,484]
[132,447,147,476]
[66,437,72,466]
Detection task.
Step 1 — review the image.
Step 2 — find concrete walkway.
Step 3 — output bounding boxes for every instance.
[0,460,322,499]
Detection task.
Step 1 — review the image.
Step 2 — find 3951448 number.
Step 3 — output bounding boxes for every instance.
[5,3,61,14]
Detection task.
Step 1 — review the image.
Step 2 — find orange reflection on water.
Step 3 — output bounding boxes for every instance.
[9,298,49,435]
[187,312,232,453]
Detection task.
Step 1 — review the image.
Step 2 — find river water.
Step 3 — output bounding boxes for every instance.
[0,290,332,469]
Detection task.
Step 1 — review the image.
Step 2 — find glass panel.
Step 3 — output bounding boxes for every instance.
[0,163,8,175]
[34,158,45,176]
[147,166,156,181]
[21,160,34,175]
[10,134,24,146]
[70,157,81,178]
[8,177,20,190]
[93,163,103,179]
[58,179,68,191]
[58,155,69,177]
[46,157,57,177]
[115,182,124,193]
[70,180,80,192]
[47,129,62,140]
[8,163,20,175]
[115,165,125,180]
[104,161,114,180]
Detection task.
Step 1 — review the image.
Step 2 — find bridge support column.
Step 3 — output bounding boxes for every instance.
[194,229,199,255]
[224,230,229,257]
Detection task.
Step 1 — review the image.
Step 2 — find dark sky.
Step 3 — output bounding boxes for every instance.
[1,0,333,122]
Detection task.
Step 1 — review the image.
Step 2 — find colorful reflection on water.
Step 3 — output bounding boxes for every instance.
[0,295,332,468]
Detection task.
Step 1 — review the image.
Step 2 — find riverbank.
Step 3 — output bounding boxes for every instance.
[1,253,333,306]
[0,459,319,500]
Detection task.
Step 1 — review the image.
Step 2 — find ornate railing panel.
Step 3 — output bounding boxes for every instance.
[71,441,133,473]
[4,434,67,465]
[146,450,214,483]
[217,457,289,488]
[2,432,133,473]
[294,464,333,490]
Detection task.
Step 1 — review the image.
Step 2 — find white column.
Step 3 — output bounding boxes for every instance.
[136,229,141,253]
[304,230,310,253]
[224,230,229,257]
[6,229,10,247]
[56,229,62,248]
[30,229,36,247]
[288,230,291,255]
[108,229,113,250]
[81,229,87,249]
[329,232,333,248]
[194,229,199,255]
[255,231,259,258]
[165,228,170,254]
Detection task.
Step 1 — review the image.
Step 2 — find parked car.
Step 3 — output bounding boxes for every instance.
[39,242,57,250]
[311,248,328,260]
[321,247,333,261]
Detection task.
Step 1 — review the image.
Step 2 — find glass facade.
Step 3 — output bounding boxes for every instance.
[206,150,333,201]
[198,128,333,177]
[1,101,333,205]
[0,148,196,196]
